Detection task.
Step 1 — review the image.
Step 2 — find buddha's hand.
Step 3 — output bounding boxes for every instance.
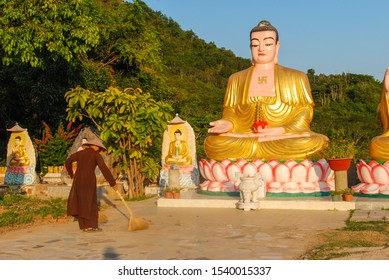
[385,67,389,92]
[208,120,233,134]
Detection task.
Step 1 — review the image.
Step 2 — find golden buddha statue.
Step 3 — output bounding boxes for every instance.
[9,136,30,166]
[165,129,192,165]
[204,20,328,161]
[370,67,389,160]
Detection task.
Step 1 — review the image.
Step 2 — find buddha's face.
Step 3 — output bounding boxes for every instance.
[174,133,182,141]
[14,138,21,146]
[250,30,279,65]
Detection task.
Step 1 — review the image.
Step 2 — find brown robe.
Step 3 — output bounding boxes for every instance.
[65,148,116,225]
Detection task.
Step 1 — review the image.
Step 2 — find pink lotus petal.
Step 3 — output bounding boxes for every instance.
[378,185,389,195]
[300,159,312,168]
[199,180,209,191]
[198,160,206,179]
[351,183,365,192]
[221,159,231,167]
[356,159,367,168]
[372,165,389,184]
[222,182,237,192]
[242,162,257,176]
[257,163,274,182]
[321,163,333,181]
[212,161,229,182]
[252,159,264,168]
[267,182,282,193]
[226,162,242,182]
[291,164,308,182]
[268,159,280,168]
[359,164,374,183]
[360,183,379,194]
[202,160,215,181]
[318,182,331,192]
[282,182,299,193]
[369,160,379,167]
[274,164,290,183]
[300,182,318,193]
[309,163,323,182]
[208,181,222,192]
[236,159,248,167]
[284,160,297,169]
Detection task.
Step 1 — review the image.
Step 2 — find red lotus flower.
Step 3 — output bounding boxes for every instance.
[252,120,268,133]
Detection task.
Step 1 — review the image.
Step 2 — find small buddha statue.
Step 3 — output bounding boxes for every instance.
[204,20,328,161]
[9,136,30,166]
[165,129,192,165]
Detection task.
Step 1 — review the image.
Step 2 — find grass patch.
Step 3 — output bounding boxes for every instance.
[301,211,389,260]
[123,194,153,201]
[0,193,67,229]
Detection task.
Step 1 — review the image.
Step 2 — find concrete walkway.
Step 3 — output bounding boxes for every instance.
[0,198,350,260]
[0,192,388,260]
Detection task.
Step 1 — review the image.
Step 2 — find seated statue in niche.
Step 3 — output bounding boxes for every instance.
[165,129,192,165]
[9,136,30,166]
[204,20,328,161]
[370,67,389,160]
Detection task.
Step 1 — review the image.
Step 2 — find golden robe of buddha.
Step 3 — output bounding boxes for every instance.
[204,20,327,161]
[370,67,389,161]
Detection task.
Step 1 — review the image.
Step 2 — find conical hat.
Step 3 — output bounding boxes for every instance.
[84,137,107,151]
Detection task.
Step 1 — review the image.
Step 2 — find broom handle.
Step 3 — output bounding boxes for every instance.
[115,189,134,217]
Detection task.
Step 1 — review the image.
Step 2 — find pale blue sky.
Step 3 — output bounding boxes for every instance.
[140,0,388,81]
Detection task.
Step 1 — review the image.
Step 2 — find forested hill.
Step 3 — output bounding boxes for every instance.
[137,1,384,160]
[0,0,384,162]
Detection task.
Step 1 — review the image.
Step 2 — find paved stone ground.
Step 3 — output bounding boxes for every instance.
[0,196,352,260]
[1,194,388,260]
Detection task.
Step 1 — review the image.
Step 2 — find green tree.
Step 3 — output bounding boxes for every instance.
[0,0,100,68]
[65,86,173,197]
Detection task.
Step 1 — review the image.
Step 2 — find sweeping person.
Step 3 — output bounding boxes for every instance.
[65,137,118,232]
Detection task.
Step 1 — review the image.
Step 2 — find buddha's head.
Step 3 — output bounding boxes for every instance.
[250,20,280,66]
[174,129,182,141]
[14,136,22,146]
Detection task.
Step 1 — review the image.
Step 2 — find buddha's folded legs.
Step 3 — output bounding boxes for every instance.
[204,133,327,161]
[370,136,389,161]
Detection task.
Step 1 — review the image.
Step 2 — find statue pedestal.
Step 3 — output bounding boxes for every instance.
[334,170,348,193]
[159,164,199,189]
[168,168,180,188]
[4,166,37,185]
[199,159,334,194]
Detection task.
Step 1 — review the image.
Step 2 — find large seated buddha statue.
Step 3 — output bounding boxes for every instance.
[353,68,389,195]
[204,20,328,161]
[370,67,389,160]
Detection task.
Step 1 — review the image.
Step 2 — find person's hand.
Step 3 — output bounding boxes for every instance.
[384,67,389,92]
[208,120,233,134]
[112,184,119,191]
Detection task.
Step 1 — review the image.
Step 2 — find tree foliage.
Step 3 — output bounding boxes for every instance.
[0,0,385,182]
[65,86,173,197]
[0,0,100,67]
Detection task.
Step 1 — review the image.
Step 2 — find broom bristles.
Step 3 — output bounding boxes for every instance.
[128,216,149,231]
[98,212,108,224]
[113,189,149,232]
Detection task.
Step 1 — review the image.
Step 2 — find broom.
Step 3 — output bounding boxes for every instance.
[114,189,149,231]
